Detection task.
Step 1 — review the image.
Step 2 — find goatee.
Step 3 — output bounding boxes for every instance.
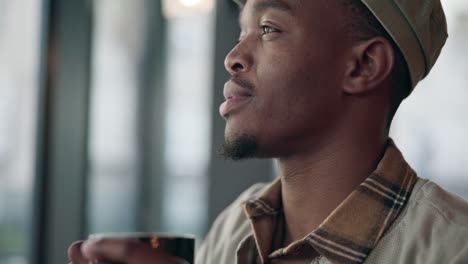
[219,133,258,161]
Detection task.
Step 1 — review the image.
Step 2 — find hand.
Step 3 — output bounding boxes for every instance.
[68,238,184,264]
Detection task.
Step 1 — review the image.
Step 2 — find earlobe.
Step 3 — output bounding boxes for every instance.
[343,38,395,95]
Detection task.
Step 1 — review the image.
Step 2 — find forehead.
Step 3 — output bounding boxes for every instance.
[235,0,303,9]
[240,0,308,15]
[237,0,346,38]
[237,0,304,23]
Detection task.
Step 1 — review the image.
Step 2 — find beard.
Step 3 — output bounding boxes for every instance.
[219,133,258,161]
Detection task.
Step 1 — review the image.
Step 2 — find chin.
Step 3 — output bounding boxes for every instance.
[219,130,259,161]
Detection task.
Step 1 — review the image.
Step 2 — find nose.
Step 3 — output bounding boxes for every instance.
[224,40,252,75]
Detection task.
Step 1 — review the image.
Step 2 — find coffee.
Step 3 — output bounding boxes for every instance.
[88,232,195,264]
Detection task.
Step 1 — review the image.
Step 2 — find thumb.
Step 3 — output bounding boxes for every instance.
[68,240,88,264]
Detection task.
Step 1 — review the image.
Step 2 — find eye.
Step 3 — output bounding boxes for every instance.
[260,25,280,36]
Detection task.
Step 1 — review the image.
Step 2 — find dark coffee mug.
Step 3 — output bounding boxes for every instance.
[88,232,195,264]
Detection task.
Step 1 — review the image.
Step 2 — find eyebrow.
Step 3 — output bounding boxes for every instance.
[238,0,293,30]
[252,0,292,14]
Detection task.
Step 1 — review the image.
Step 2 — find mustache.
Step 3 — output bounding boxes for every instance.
[231,74,255,91]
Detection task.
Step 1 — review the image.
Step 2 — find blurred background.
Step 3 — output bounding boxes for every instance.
[0,0,466,263]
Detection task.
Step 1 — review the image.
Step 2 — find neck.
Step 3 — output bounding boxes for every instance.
[278,131,387,246]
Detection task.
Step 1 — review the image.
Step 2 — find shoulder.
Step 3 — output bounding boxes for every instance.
[196,182,270,264]
[412,178,468,225]
[404,178,468,236]
[367,178,468,263]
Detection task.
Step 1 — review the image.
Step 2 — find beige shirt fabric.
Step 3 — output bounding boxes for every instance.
[196,141,468,263]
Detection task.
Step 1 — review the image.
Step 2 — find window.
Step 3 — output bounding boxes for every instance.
[391,1,468,200]
[162,0,215,241]
[87,0,217,242]
[87,0,148,233]
[0,0,42,263]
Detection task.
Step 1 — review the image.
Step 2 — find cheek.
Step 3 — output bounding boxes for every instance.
[257,52,323,113]
[253,70,310,135]
[254,54,341,136]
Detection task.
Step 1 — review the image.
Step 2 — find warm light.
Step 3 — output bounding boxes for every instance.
[163,0,215,19]
[179,0,202,7]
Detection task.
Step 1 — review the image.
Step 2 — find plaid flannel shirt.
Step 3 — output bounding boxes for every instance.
[196,139,468,264]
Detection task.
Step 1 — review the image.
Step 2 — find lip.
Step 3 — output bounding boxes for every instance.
[219,80,254,117]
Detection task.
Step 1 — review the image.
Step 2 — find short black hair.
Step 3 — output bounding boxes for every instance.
[338,0,412,129]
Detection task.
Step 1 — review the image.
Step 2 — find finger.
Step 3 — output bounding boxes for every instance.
[68,240,88,264]
[82,238,183,264]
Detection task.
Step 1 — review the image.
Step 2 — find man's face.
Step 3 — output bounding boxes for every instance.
[220,0,352,159]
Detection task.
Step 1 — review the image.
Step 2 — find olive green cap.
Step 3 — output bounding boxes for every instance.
[233,0,448,90]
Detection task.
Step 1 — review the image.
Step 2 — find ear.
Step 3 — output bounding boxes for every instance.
[342,37,395,95]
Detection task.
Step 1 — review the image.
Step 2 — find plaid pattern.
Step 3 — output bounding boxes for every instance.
[242,139,418,264]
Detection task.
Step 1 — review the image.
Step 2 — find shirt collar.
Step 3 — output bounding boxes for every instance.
[242,139,418,264]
